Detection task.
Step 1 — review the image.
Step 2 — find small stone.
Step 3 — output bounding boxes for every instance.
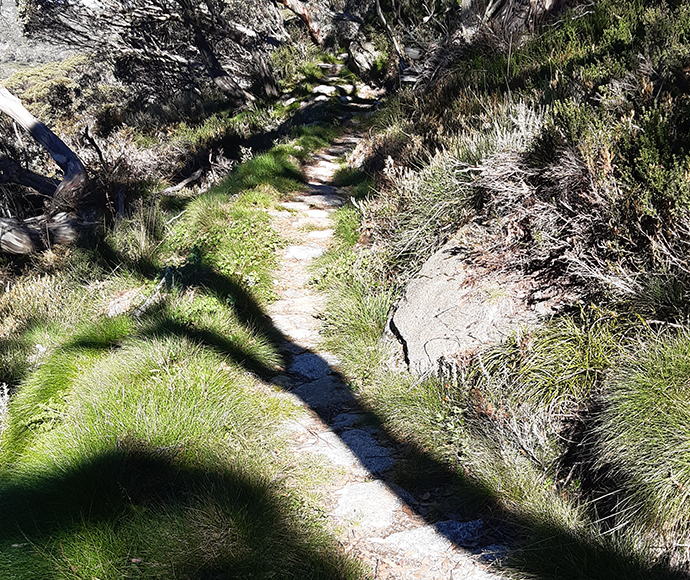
[286,245,324,260]
[312,84,337,95]
[404,47,422,60]
[306,209,329,219]
[307,229,334,239]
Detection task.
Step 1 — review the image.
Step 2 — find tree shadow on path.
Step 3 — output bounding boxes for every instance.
[151,254,684,580]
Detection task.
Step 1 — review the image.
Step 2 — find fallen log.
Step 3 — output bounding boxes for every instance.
[0,212,93,254]
[0,218,34,254]
[0,84,89,253]
[0,86,86,210]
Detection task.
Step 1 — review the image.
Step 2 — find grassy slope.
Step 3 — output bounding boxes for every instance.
[4,3,690,576]
[0,117,362,578]
[315,1,690,578]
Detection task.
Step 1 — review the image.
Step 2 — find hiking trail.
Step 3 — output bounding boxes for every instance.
[258,119,511,580]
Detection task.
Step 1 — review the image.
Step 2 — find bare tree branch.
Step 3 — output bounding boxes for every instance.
[0,85,85,209]
[0,85,87,253]
[281,0,325,45]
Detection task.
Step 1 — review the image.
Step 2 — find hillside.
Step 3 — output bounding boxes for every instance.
[0,0,75,79]
[1,0,690,579]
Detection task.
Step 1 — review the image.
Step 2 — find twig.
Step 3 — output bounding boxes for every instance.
[84,125,107,169]
[133,275,167,317]
[165,209,187,226]
[160,168,203,195]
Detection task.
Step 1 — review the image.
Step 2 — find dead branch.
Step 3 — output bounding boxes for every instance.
[0,85,88,253]
[281,0,324,45]
[0,85,86,213]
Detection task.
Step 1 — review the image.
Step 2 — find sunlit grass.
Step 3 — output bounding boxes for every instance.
[0,315,364,578]
[589,330,690,566]
[0,116,364,578]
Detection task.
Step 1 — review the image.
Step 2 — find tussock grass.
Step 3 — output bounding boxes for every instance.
[589,331,690,568]
[270,36,333,92]
[472,308,625,407]
[320,271,394,382]
[368,100,544,281]
[0,117,363,578]
[316,64,679,580]
[105,197,165,271]
[0,322,362,578]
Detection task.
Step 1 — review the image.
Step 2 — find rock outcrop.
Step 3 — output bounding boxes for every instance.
[389,225,579,375]
[347,37,382,79]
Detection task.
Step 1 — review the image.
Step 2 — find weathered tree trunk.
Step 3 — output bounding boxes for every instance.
[0,85,87,253]
[217,21,280,98]
[191,23,256,105]
[0,218,34,254]
[0,154,59,196]
[0,85,86,212]
[374,0,403,63]
[281,0,325,45]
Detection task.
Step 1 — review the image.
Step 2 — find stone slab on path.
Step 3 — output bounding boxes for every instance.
[290,375,353,412]
[334,481,402,529]
[289,352,331,380]
[270,314,320,342]
[280,201,311,212]
[339,428,394,475]
[291,426,371,477]
[298,191,344,206]
[308,229,334,239]
[286,245,324,261]
[306,209,330,219]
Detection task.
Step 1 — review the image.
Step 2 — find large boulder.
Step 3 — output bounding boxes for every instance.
[333,0,375,45]
[389,226,579,375]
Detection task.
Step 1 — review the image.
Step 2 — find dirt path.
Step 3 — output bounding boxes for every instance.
[261,125,510,580]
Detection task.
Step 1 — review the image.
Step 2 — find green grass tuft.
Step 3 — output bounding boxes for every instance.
[590,330,690,565]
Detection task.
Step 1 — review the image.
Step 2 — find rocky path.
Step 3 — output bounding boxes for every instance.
[261,126,510,580]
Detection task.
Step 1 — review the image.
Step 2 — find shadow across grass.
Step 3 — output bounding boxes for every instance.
[1,265,681,579]
[2,101,684,577]
[132,266,686,579]
[0,437,362,579]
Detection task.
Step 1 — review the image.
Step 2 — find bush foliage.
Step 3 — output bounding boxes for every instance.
[314,0,690,576]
